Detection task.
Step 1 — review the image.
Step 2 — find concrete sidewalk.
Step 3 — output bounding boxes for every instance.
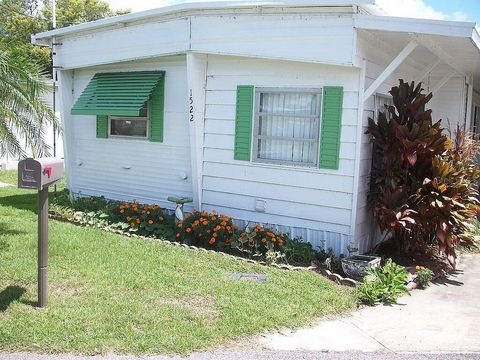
[262,254,480,353]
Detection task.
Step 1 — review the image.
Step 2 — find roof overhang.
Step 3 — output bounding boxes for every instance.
[354,14,480,88]
[32,0,374,44]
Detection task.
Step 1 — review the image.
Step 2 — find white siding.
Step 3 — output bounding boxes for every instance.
[201,55,360,253]
[426,73,467,133]
[56,18,190,69]
[68,56,193,210]
[191,14,355,66]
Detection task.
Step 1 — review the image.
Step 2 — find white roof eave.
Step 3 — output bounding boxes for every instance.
[32,0,374,43]
[353,13,476,38]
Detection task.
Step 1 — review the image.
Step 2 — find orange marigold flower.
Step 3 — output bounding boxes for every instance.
[267,232,274,237]
[186,227,192,233]
[159,216,164,221]
[194,220,200,225]
[213,232,218,238]
[120,209,124,213]
[209,238,216,245]
[261,238,267,243]
[136,218,141,224]
[207,230,211,233]
[176,233,180,238]
[126,216,132,221]
[220,221,227,226]
[148,220,153,225]
[178,223,183,228]
[202,221,208,225]
[130,222,136,227]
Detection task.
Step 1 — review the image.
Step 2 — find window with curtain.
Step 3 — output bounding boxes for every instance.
[252,88,322,166]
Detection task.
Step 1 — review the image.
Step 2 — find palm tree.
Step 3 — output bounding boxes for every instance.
[0,51,57,159]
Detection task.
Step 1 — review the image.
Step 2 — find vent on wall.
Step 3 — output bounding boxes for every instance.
[254,199,266,212]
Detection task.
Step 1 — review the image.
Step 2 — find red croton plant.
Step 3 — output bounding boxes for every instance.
[367,80,480,267]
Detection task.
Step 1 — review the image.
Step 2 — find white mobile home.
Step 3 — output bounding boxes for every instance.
[32,0,480,254]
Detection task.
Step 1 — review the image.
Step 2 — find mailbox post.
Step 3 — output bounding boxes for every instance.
[18,158,63,307]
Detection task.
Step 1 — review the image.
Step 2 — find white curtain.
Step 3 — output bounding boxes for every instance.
[257,92,318,164]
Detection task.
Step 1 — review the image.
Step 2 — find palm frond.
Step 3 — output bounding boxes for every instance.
[0,50,57,159]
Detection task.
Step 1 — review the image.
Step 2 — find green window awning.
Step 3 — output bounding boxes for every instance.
[71,71,165,116]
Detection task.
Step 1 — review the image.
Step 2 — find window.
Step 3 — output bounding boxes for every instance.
[109,102,149,139]
[374,93,393,120]
[252,88,322,166]
[472,105,480,139]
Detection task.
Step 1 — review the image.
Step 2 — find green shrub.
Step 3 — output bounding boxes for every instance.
[116,199,174,238]
[415,266,434,288]
[284,237,313,266]
[236,224,285,256]
[176,210,236,248]
[357,259,410,306]
[315,247,345,274]
[367,80,480,266]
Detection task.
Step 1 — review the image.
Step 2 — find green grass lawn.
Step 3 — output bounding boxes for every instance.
[0,169,356,355]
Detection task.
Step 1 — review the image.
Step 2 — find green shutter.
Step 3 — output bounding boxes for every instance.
[149,76,165,142]
[319,86,343,169]
[96,115,108,138]
[234,85,254,161]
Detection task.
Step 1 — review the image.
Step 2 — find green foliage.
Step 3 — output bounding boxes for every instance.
[357,259,410,306]
[116,199,173,238]
[42,0,130,29]
[176,210,236,249]
[0,51,57,158]
[284,237,314,266]
[236,223,286,257]
[415,266,434,288]
[0,0,130,72]
[367,80,480,266]
[316,247,345,274]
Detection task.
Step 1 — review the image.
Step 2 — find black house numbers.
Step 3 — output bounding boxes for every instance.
[189,89,194,122]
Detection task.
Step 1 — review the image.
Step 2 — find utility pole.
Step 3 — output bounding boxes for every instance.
[52,0,57,194]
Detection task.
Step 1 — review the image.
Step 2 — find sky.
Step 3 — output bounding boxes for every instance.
[104,0,480,25]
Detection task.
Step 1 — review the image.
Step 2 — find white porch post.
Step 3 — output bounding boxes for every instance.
[363,40,418,101]
[351,58,367,251]
[186,52,207,211]
[465,76,474,131]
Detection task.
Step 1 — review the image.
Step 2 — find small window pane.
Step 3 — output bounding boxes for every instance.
[375,94,393,120]
[139,102,148,117]
[111,118,147,137]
